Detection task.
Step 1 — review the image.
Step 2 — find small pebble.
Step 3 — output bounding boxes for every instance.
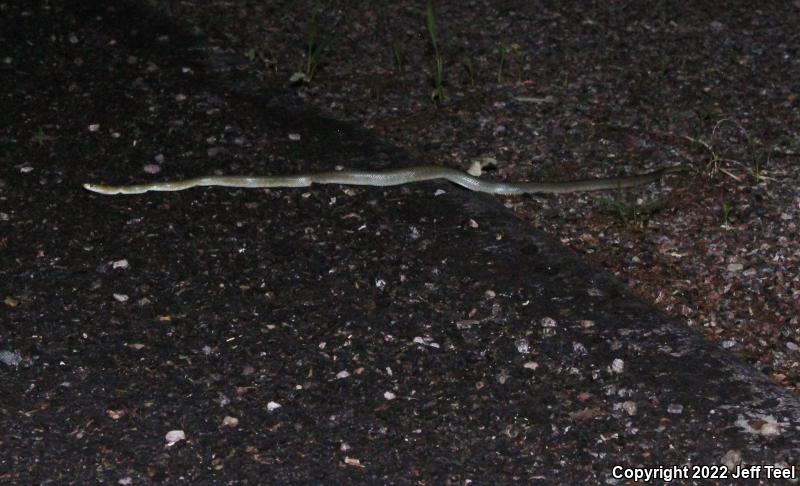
[720,450,742,470]
[143,164,161,174]
[336,370,350,379]
[0,350,22,367]
[587,287,604,297]
[496,370,510,384]
[383,391,396,400]
[412,336,440,348]
[113,293,129,302]
[621,401,637,416]
[112,259,129,269]
[611,359,624,373]
[165,430,186,444]
[523,361,538,370]
[667,403,684,414]
[222,416,239,428]
[107,409,125,420]
[267,401,281,412]
[218,393,231,407]
[344,456,363,467]
[740,416,781,436]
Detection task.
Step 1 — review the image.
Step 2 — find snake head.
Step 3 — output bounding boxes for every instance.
[83,183,118,194]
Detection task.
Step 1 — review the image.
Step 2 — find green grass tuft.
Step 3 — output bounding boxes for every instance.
[426,1,447,102]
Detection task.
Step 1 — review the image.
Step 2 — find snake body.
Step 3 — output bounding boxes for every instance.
[83,165,685,195]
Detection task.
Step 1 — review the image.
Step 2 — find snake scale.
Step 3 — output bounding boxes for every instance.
[83,165,685,196]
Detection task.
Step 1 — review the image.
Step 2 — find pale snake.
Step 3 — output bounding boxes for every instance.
[83,165,685,195]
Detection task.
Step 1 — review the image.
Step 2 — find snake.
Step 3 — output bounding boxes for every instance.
[82,165,685,196]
